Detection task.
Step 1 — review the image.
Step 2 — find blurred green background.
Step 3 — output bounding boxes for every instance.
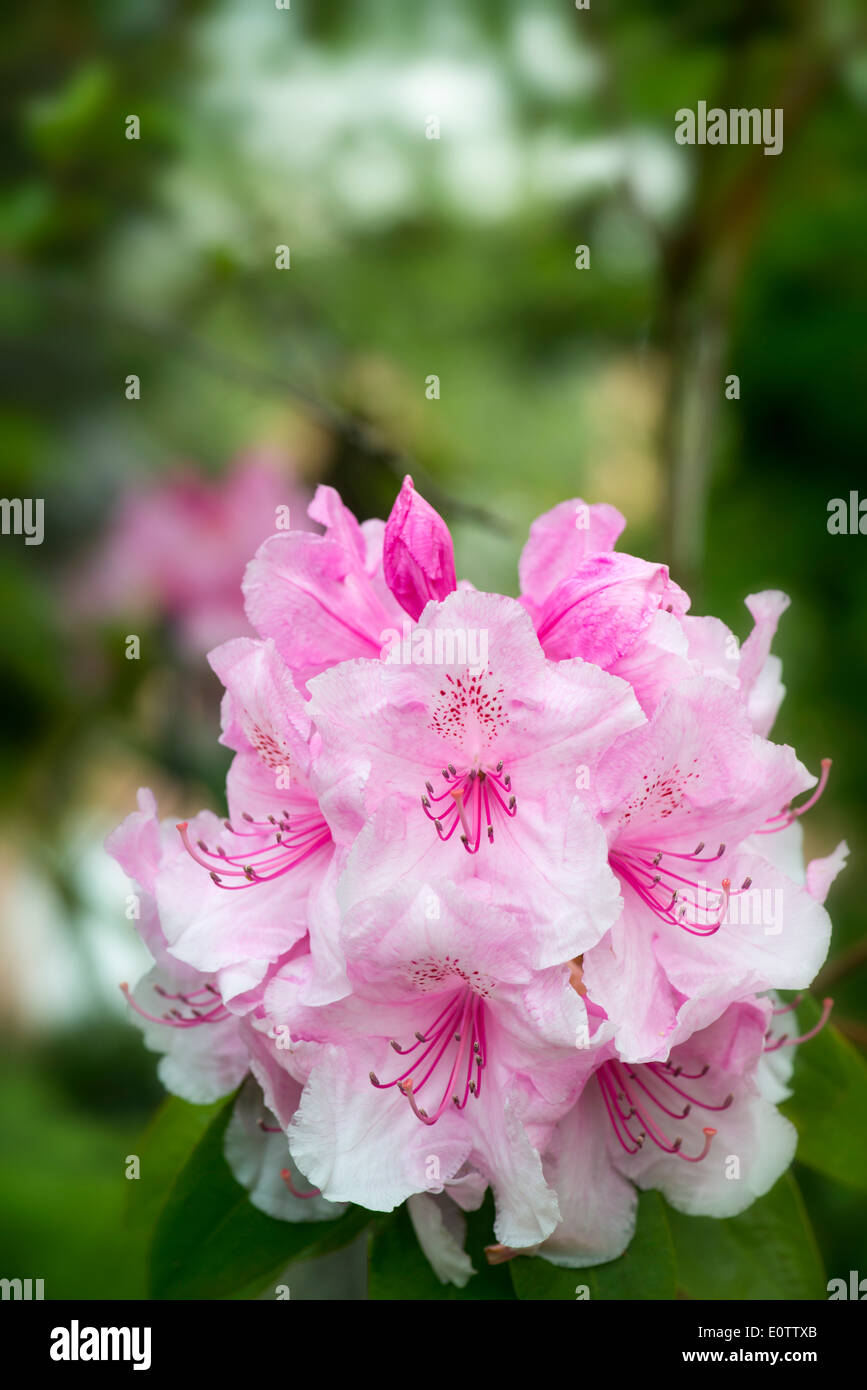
[1,0,865,1298]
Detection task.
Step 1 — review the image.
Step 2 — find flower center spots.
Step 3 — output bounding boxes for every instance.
[245,719,293,773]
[618,761,701,829]
[429,670,508,753]
[404,954,496,997]
[370,969,492,1125]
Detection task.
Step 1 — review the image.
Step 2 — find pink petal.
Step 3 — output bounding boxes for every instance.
[383,475,457,620]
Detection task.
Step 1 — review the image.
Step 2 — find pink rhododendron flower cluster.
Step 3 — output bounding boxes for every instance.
[108,476,846,1280]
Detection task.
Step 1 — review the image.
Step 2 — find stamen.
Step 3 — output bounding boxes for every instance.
[177,811,331,891]
[765,997,833,1051]
[370,987,487,1124]
[758,758,831,833]
[646,1063,734,1112]
[421,762,516,854]
[610,844,732,936]
[120,980,230,1028]
[679,1127,717,1164]
[771,994,803,1015]
[597,1060,721,1163]
[280,1168,321,1200]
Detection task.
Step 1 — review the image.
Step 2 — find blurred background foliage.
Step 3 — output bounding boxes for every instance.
[1,0,865,1298]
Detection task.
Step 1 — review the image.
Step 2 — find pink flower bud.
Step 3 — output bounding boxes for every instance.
[383,475,456,619]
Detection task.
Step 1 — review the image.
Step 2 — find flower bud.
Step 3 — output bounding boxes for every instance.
[383,475,456,619]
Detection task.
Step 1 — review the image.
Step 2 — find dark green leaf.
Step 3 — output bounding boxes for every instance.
[781,998,867,1190]
[126,1093,226,1242]
[510,1190,676,1300]
[369,1192,515,1300]
[148,1092,370,1299]
[666,1173,825,1300]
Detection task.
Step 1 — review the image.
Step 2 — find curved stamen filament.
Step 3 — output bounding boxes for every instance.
[120,981,230,1028]
[679,1127,717,1164]
[154,982,219,1002]
[771,994,803,1015]
[625,1065,692,1120]
[628,840,727,866]
[370,988,486,1124]
[597,1060,721,1163]
[645,1062,734,1112]
[758,758,831,834]
[660,1060,709,1081]
[281,1168,321,1200]
[765,997,833,1051]
[404,994,474,1125]
[611,1063,684,1153]
[597,1069,643,1154]
[177,812,331,889]
[389,993,464,1055]
[421,764,516,854]
[611,847,732,936]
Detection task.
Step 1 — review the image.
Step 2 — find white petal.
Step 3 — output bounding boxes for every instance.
[407,1193,476,1287]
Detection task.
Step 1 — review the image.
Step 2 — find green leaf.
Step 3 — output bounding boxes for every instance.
[781,997,867,1190]
[369,1192,515,1300]
[666,1173,826,1300]
[148,1093,370,1299]
[126,1093,226,1242]
[510,1190,676,1300]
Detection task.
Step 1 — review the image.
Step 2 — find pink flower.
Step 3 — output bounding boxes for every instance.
[582,680,832,1059]
[518,497,628,604]
[505,997,806,1268]
[518,498,793,729]
[305,587,644,967]
[383,474,457,619]
[105,479,844,1277]
[274,877,595,1247]
[78,454,314,654]
[224,1074,345,1223]
[164,637,340,1002]
[105,789,250,1104]
[244,484,406,690]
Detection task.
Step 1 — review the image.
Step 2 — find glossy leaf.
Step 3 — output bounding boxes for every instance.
[148,1092,370,1299]
[781,997,867,1191]
[509,1190,676,1300]
[666,1173,826,1300]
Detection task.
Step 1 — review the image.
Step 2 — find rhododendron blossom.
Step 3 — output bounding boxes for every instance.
[109,478,845,1285]
[77,454,315,655]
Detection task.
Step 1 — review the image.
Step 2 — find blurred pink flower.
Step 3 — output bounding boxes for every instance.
[78,453,316,655]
